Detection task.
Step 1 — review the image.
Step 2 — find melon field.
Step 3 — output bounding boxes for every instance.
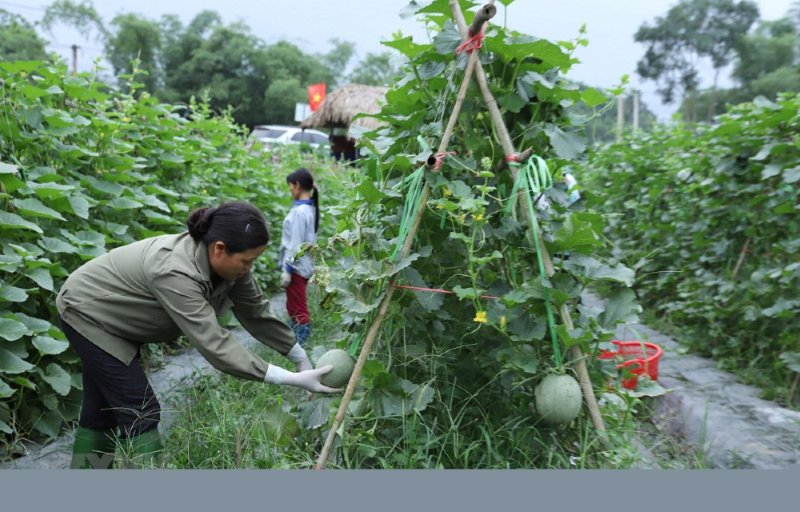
[1,0,796,470]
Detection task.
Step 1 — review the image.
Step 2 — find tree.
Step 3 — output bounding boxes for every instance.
[41,0,107,44]
[263,78,306,124]
[635,0,759,123]
[348,52,400,86]
[105,14,162,93]
[0,10,49,62]
[318,38,357,87]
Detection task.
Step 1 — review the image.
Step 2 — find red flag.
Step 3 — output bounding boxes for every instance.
[308,83,326,111]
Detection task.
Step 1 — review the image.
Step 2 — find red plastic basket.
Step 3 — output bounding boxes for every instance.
[597,340,663,390]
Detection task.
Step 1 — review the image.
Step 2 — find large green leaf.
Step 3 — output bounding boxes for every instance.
[38,236,79,254]
[39,363,72,396]
[0,284,29,303]
[32,336,70,356]
[0,318,29,341]
[544,124,587,160]
[0,348,34,374]
[13,199,64,220]
[25,268,54,291]
[597,288,641,331]
[0,211,44,234]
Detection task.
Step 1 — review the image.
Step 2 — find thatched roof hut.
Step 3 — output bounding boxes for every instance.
[300,83,388,140]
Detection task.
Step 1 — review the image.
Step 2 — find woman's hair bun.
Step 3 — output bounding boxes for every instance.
[186,206,217,239]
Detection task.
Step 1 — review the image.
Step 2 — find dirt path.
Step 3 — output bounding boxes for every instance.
[583,293,800,469]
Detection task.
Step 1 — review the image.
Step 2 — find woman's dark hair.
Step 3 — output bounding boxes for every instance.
[286,167,319,233]
[186,201,269,252]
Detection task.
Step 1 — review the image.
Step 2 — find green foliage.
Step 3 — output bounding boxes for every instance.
[348,52,401,87]
[586,93,800,400]
[635,0,759,121]
[298,1,641,467]
[0,10,49,63]
[0,58,302,441]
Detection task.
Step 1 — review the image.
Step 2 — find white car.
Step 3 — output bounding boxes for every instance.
[249,125,330,150]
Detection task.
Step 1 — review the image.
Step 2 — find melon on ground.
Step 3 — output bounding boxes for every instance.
[315,349,355,388]
[534,373,583,426]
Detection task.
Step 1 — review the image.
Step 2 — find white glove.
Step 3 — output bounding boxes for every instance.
[264,364,342,394]
[287,343,312,372]
[279,271,292,288]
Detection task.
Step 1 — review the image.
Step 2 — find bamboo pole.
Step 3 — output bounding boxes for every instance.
[314,3,498,469]
[449,2,607,436]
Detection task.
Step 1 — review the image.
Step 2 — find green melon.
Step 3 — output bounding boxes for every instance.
[521,344,535,355]
[534,374,583,426]
[315,349,355,388]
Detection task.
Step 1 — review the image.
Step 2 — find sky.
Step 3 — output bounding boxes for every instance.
[2,0,797,121]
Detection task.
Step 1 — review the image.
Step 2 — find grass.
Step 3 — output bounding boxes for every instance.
[149,284,661,470]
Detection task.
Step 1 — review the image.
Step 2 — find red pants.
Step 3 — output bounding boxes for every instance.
[286,273,311,325]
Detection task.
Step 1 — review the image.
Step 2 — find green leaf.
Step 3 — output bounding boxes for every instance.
[297,397,333,430]
[565,255,635,286]
[356,179,387,205]
[580,88,608,107]
[544,124,587,160]
[0,318,29,341]
[32,336,69,356]
[0,161,19,174]
[554,214,601,252]
[0,211,44,233]
[0,348,34,374]
[782,166,800,184]
[597,288,641,331]
[779,352,800,373]
[28,182,75,200]
[382,36,431,59]
[14,313,51,334]
[107,197,144,210]
[623,378,667,398]
[433,20,463,54]
[417,61,446,80]
[496,37,571,68]
[33,411,63,438]
[12,198,65,221]
[0,378,15,398]
[762,298,799,318]
[40,363,72,396]
[0,284,29,303]
[68,196,90,219]
[38,236,79,254]
[261,402,298,447]
[26,267,54,291]
[452,285,486,300]
[143,210,181,225]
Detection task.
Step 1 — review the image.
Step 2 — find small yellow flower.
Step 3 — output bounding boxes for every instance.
[476,213,484,221]
[99,132,104,138]
[473,311,487,323]
[500,316,507,329]
[123,117,131,123]
[459,213,466,223]
[436,204,444,210]
[444,188,453,197]
[202,189,208,194]
[20,71,27,77]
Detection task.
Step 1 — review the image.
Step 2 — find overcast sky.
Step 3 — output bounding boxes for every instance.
[3,0,797,121]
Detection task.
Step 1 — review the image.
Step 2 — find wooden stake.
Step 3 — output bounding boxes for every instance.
[314,2,498,470]
[449,1,607,436]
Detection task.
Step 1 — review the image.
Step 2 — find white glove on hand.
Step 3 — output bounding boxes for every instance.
[264,365,342,394]
[286,344,311,372]
[279,271,292,288]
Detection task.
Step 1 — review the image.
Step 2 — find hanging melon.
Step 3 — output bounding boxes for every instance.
[315,349,355,388]
[534,374,583,426]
